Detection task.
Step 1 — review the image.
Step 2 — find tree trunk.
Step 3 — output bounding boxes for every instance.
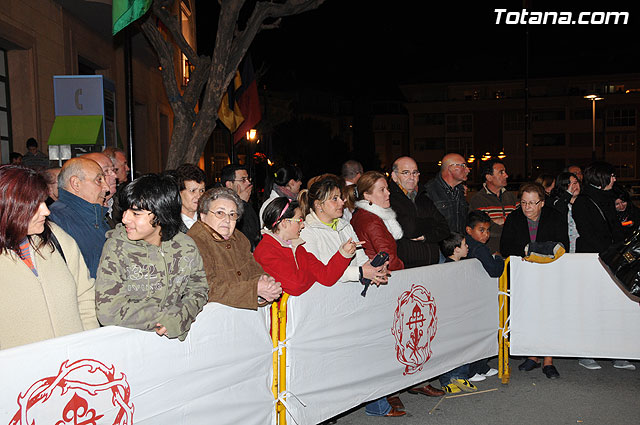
[141,0,326,170]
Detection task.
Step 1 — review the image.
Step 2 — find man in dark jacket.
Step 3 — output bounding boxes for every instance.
[222,164,261,252]
[389,156,450,268]
[387,156,448,398]
[49,157,111,278]
[424,153,470,234]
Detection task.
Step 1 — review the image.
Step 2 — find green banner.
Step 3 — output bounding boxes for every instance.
[112,0,152,35]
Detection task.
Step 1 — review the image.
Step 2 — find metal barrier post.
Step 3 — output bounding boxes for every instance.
[498,257,511,384]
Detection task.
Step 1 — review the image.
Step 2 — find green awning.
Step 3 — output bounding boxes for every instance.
[48,115,103,145]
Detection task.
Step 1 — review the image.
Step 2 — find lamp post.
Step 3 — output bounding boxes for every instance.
[246,129,258,195]
[584,95,604,161]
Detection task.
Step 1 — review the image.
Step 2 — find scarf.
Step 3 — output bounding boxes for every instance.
[273,185,297,201]
[355,200,404,240]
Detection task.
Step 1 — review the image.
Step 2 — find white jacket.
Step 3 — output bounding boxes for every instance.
[299,211,369,283]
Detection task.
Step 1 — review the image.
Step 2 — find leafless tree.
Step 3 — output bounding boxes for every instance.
[140,0,325,169]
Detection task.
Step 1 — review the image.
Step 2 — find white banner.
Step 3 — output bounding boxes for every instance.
[285,259,499,425]
[0,303,275,425]
[510,253,640,359]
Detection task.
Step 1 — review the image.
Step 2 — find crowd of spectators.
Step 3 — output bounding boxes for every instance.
[0,144,637,418]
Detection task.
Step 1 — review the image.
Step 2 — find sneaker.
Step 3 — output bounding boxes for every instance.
[579,358,602,370]
[468,373,486,382]
[484,368,499,377]
[449,378,478,392]
[442,384,461,394]
[613,360,636,370]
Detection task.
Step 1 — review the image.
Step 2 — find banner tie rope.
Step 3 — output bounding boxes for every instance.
[275,390,307,425]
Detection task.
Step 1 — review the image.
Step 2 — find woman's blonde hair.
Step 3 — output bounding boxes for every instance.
[298,174,344,216]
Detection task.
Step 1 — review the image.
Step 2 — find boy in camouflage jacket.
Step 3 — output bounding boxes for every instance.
[95,173,208,341]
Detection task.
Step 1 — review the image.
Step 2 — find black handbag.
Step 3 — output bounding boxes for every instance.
[599,227,640,301]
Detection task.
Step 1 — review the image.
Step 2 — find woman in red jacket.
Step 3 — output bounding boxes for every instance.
[254,197,357,296]
[350,171,404,271]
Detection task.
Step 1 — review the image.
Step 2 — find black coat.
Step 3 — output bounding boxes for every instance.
[572,185,624,253]
[500,206,569,257]
[237,199,261,252]
[388,179,450,268]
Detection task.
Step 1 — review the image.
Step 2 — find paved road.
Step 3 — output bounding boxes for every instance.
[327,357,639,425]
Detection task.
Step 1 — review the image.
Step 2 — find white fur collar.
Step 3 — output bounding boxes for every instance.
[355,200,404,240]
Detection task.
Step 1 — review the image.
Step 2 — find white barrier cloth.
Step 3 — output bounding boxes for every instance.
[0,303,275,425]
[510,254,640,359]
[285,259,499,425]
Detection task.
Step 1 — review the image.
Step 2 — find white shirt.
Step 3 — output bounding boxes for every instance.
[181,213,198,230]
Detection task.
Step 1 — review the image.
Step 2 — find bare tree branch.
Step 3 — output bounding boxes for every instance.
[143,0,327,168]
[140,15,184,116]
[151,0,200,66]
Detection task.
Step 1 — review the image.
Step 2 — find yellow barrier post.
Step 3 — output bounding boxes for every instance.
[271,302,279,402]
[277,294,290,425]
[498,257,511,384]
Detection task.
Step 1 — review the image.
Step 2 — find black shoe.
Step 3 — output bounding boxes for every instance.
[518,358,541,371]
[543,365,560,379]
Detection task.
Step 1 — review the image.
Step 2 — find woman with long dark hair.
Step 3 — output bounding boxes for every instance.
[0,165,98,349]
[548,172,581,252]
[571,162,634,371]
[259,164,303,227]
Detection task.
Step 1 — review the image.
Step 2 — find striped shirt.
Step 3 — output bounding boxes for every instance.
[18,239,38,276]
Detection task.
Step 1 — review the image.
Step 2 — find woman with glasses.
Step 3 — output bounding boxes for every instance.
[500,182,569,379]
[96,173,209,341]
[187,187,282,309]
[254,197,356,296]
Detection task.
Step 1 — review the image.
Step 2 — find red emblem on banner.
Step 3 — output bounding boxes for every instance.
[9,359,134,425]
[391,284,438,375]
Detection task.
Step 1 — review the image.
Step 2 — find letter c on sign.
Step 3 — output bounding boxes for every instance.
[74,88,83,110]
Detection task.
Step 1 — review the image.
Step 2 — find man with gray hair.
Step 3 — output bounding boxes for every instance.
[82,152,118,227]
[102,147,131,224]
[49,157,111,278]
[103,147,130,184]
[341,160,363,186]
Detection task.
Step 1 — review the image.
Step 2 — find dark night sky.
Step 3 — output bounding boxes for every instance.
[197,1,640,97]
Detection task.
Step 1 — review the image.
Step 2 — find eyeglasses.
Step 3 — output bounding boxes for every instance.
[233,177,252,183]
[449,163,469,169]
[208,210,239,221]
[398,170,420,177]
[284,218,304,223]
[521,200,542,207]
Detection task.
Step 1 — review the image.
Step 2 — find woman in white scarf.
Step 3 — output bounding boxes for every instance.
[350,171,404,270]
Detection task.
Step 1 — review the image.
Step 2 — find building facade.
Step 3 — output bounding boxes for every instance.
[401,74,640,184]
[0,0,197,173]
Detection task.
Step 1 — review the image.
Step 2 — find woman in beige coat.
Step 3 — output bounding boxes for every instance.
[0,165,99,350]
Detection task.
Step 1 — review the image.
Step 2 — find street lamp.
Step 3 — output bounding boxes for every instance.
[584,94,604,161]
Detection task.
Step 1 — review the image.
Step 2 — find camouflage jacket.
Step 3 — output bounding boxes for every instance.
[95,224,208,341]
